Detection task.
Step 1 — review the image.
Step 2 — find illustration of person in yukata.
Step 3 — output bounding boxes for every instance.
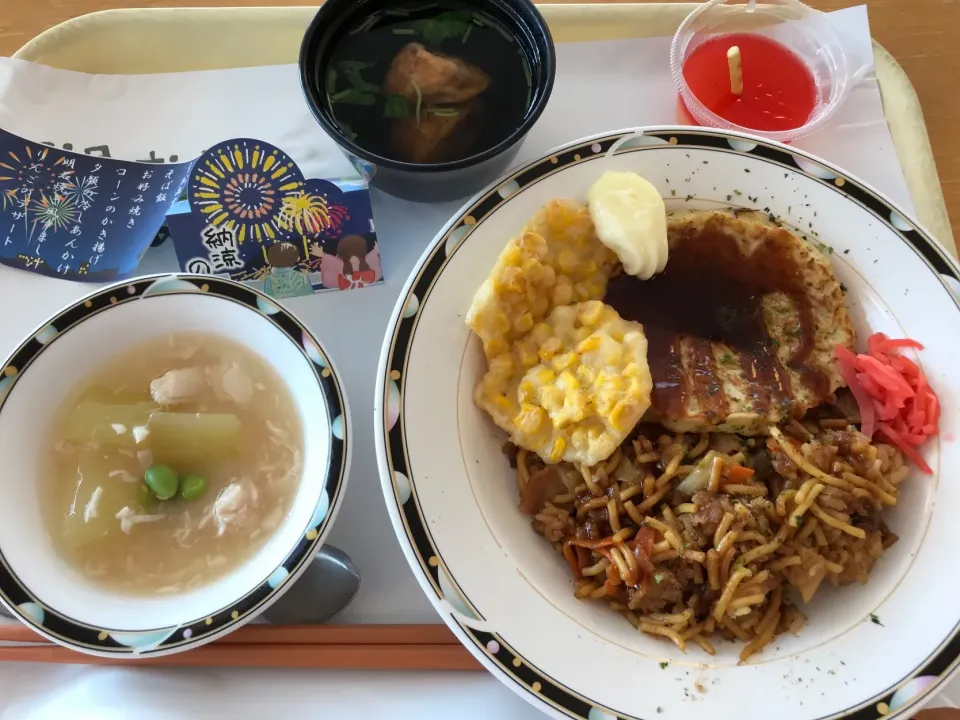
[309,235,382,290]
[262,241,314,298]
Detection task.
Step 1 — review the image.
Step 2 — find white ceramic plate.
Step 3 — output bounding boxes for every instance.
[0,274,350,656]
[375,128,960,720]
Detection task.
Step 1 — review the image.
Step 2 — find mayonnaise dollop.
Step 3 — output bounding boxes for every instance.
[587,171,668,280]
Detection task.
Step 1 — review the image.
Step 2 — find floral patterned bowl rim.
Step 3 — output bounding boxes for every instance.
[375,126,960,720]
[0,273,350,657]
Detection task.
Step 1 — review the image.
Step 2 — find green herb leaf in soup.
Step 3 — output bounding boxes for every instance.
[337,60,383,95]
[330,88,378,106]
[410,10,472,45]
[384,94,411,118]
[337,59,379,72]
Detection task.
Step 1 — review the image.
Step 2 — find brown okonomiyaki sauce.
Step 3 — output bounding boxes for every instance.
[604,217,829,424]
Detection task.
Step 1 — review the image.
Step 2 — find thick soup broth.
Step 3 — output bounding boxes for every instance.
[43,334,303,595]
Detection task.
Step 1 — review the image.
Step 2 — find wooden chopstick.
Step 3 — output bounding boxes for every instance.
[0,642,481,670]
[0,623,460,646]
[0,624,482,670]
[215,624,462,645]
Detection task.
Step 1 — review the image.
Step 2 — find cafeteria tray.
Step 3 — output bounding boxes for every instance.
[0,2,952,670]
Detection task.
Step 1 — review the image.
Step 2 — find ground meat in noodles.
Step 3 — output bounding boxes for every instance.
[520,466,566,515]
[689,586,718,617]
[627,570,683,613]
[823,429,863,456]
[688,491,734,538]
[678,513,711,549]
[533,505,574,542]
[579,520,601,541]
[805,441,838,473]
[852,511,899,551]
[744,497,773,535]
[770,441,800,481]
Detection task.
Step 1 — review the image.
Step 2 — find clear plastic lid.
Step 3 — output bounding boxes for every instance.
[670,0,851,143]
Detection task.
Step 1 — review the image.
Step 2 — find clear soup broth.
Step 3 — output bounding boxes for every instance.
[43,333,303,595]
[326,1,532,164]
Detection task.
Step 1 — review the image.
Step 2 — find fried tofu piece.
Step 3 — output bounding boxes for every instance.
[390,99,485,164]
[475,301,653,466]
[466,200,619,361]
[383,43,489,104]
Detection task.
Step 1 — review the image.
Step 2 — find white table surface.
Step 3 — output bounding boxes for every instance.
[2,9,959,717]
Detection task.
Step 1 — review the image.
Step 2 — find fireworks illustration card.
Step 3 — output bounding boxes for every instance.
[165,138,382,299]
[0,126,192,281]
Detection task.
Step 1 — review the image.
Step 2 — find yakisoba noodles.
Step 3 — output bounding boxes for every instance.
[513,417,907,663]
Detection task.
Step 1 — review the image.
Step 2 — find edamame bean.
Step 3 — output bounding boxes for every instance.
[180,474,207,501]
[144,464,179,500]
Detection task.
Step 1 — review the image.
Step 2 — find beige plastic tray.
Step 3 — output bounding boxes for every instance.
[0,2,955,673]
[12,3,954,255]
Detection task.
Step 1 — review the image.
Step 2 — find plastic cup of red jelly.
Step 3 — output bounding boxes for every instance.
[670,0,851,143]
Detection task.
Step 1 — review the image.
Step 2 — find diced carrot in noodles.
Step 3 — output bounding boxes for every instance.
[635,527,656,557]
[562,542,582,579]
[726,464,756,483]
[632,527,657,578]
[605,580,628,603]
[568,536,618,550]
[835,332,939,474]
